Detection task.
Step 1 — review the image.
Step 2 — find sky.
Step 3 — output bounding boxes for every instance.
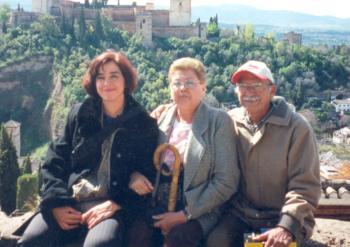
[95,0,350,19]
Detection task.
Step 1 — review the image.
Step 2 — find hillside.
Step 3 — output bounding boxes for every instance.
[0,56,54,153]
[0,12,349,153]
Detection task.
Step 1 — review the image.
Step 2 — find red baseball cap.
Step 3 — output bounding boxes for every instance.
[231,60,274,84]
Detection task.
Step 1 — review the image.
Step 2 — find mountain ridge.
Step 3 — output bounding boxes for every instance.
[1,1,350,31]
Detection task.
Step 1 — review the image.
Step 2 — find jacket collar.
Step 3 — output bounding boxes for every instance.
[231,96,293,127]
[76,94,144,137]
[158,101,209,144]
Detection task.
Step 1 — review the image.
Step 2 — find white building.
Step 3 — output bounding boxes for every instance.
[331,99,350,113]
[4,120,21,157]
[333,127,350,145]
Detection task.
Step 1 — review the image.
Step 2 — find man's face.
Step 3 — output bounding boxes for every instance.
[235,73,276,116]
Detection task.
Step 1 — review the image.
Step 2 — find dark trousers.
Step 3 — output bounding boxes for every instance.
[18,212,125,247]
[206,213,251,247]
[128,218,203,247]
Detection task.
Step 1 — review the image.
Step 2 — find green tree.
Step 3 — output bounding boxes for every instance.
[16,173,38,210]
[243,23,255,42]
[0,4,10,33]
[78,7,87,43]
[207,15,220,38]
[22,155,32,174]
[0,125,20,215]
[95,11,104,39]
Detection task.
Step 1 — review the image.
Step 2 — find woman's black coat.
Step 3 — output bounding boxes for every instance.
[39,95,158,216]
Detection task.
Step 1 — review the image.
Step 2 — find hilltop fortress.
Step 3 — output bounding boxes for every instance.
[12,0,206,46]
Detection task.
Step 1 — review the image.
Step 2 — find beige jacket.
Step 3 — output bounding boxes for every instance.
[228,97,320,239]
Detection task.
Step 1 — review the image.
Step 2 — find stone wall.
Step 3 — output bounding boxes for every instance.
[10,11,41,27]
[153,25,200,39]
[152,10,169,27]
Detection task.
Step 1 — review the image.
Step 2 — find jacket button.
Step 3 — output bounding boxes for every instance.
[112,181,118,186]
[116,153,122,158]
[255,213,260,218]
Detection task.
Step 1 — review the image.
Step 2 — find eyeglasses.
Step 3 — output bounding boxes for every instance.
[171,80,200,89]
[236,82,272,91]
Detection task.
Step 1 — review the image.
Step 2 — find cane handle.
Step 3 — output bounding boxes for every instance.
[153,143,182,212]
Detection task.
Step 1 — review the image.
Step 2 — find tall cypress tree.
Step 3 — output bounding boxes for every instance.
[94,10,104,43]
[78,6,87,43]
[0,124,20,215]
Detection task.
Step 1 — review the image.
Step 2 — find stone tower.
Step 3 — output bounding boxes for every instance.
[32,0,62,14]
[136,12,153,47]
[32,0,50,14]
[169,0,191,26]
[4,120,21,158]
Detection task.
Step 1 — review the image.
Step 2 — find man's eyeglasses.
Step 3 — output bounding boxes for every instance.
[236,82,272,91]
[171,80,200,89]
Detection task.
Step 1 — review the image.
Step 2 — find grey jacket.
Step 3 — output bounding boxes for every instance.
[228,96,320,239]
[158,101,240,235]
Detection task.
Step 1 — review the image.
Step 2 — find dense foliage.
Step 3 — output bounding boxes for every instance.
[16,173,38,210]
[21,155,32,175]
[0,125,20,214]
[0,7,349,128]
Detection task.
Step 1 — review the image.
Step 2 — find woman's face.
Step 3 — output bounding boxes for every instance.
[96,61,125,104]
[170,69,206,112]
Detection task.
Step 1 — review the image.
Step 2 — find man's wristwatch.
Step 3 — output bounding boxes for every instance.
[183,208,193,221]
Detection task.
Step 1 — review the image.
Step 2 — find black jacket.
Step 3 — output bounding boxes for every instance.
[39,95,158,215]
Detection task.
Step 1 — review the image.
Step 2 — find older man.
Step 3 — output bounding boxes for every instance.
[206,60,320,247]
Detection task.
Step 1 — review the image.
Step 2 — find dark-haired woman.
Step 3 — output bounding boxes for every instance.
[18,51,158,247]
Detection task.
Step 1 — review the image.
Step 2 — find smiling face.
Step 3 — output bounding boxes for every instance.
[236,73,276,120]
[170,69,206,112]
[96,61,126,105]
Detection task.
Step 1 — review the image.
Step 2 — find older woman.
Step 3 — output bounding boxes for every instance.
[128,57,239,247]
[18,51,158,247]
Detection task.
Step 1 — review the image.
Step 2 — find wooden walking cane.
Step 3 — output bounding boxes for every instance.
[153,143,182,212]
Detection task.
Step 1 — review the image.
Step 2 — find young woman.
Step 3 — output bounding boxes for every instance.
[18,51,158,247]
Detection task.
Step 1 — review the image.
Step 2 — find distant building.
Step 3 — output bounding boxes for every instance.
[332,99,350,113]
[10,0,207,46]
[9,8,41,28]
[4,120,21,157]
[333,127,350,145]
[283,31,302,45]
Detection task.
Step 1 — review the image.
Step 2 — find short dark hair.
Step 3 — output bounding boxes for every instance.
[82,51,138,98]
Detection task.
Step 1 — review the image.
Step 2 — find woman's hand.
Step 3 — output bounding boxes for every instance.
[81,200,121,229]
[52,206,82,230]
[129,172,154,195]
[150,104,171,120]
[153,211,187,235]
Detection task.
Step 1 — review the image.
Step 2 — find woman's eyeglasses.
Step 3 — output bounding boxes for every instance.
[171,80,200,89]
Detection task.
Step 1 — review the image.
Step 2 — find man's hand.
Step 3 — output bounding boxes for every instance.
[150,104,171,120]
[52,206,82,230]
[129,172,154,195]
[153,211,187,235]
[253,226,293,247]
[81,200,121,229]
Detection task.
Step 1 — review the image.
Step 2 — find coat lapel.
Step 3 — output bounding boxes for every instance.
[158,105,177,144]
[184,103,208,190]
